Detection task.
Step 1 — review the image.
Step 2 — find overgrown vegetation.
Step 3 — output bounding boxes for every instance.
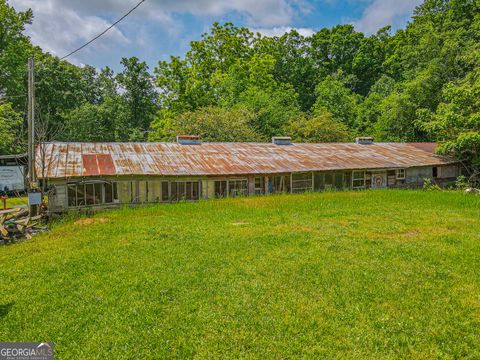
[0,190,479,357]
[1,0,479,179]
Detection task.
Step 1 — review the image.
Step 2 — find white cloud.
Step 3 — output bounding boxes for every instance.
[353,0,422,34]
[252,26,315,38]
[9,0,309,66]
[10,0,130,63]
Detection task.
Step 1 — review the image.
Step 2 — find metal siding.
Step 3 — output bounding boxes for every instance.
[36,142,457,179]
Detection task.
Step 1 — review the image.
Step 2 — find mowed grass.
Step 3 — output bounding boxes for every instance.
[1,190,480,358]
[3,196,27,207]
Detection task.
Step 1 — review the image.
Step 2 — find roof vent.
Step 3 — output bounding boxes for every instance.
[272,136,292,145]
[355,137,373,145]
[177,135,201,145]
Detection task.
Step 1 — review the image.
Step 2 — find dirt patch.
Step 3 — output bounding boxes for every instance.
[230,222,249,226]
[401,229,420,237]
[74,217,109,226]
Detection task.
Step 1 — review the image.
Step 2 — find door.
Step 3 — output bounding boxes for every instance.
[371,172,387,189]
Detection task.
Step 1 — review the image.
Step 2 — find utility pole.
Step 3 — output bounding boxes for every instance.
[27,57,36,188]
[27,57,41,215]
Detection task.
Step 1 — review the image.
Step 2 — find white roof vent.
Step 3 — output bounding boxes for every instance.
[272,136,292,145]
[177,135,201,145]
[355,137,373,145]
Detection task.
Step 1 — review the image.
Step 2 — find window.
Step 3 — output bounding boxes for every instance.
[396,169,406,179]
[343,172,352,189]
[433,167,438,178]
[104,183,114,203]
[94,183,102,205]
[292,173,313,193]
[271,175,290,193]
[171,181,200,201]
[67,182,118,207]
[229,179,248,197]
[68,185,77,207]
[161,181,169,202]
[314,173,324,191]
[85,184,95,205]
[324,173,334,190]
[130,182,138,203]
[214,181,227,198]
[254,177,264,195]
[352,171,366,189]
[334,172,343,190]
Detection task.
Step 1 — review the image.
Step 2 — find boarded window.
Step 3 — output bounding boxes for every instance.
[147,181,159,202]
[214,180,227,198]
[139,181,148,202]
[229,179,248,197]
[118,182,130,203]
[292,173,313,193]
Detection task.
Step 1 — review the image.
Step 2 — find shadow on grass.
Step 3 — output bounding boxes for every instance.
[0,302,14,318]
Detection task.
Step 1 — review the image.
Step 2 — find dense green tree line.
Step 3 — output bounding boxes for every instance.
[0,0,479,179]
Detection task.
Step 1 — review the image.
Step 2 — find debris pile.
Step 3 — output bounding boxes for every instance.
[0,208,46,243]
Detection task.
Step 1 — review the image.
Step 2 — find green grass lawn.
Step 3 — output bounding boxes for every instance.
[1,190,479,358]
[3,196,27,208]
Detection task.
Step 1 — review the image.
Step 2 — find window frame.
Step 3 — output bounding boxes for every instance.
[228,179,248,197]
[352,171,366,189]
[396,169,406,180]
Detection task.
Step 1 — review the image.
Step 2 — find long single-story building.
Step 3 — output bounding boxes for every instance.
[35,136,460,212]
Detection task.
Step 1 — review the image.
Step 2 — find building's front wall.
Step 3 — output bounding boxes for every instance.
[46,164,459,212]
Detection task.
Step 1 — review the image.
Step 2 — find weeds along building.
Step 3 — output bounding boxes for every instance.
[36,136,460,212]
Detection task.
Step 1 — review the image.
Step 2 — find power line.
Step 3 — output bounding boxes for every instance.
[60,0,146,61]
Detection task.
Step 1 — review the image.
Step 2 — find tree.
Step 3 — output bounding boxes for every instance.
[312,75,360,128]
[117,57,158,137]
[149,106,264,142]
[284,110,352,143]
[0,1,33,112]
[267,30,317,111]
[356,75,395,134]
[419,66,480,180]
[63,97,129,142]
[0,102,24,154]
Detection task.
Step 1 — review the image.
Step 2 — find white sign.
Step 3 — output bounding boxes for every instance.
[0,166,25,192]
[28,192,42,206]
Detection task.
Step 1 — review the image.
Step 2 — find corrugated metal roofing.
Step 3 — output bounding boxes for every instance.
[35,142,456,179]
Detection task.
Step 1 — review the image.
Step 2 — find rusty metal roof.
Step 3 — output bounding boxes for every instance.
[35,142,456,179]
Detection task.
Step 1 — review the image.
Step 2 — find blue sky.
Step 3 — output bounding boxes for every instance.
[10,0,422,72]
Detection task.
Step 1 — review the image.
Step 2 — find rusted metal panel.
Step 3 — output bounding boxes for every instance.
[35,141,457,179]
[82,154,116,176]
